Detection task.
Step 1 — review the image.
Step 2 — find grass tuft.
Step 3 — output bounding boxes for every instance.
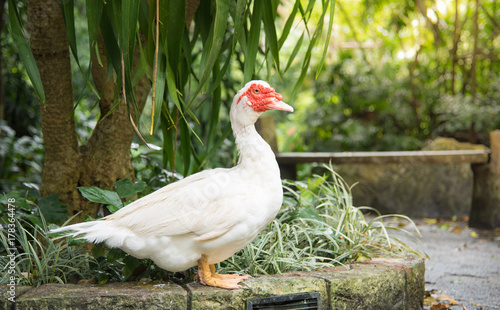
[0,212,95,286]
[219,163,423,275]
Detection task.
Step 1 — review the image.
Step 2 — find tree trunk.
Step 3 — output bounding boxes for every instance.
[27,0,150,223]
[27,0,81,210]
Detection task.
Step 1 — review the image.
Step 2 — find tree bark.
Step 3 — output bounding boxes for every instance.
[27,0,151,222]
[27,0,81,209]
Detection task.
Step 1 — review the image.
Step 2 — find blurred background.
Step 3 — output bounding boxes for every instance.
[1,0,499,211]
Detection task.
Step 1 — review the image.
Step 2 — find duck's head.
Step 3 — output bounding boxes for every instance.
[230,80,293,129]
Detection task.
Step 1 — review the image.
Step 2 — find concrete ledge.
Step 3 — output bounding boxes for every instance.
[1,256,424,310]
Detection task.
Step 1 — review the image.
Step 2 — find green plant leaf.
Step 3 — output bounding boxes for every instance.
[1,192,33,210]
[262,0,280,71]
[121,0,140,69]
[179,117,192,175]
[37,194,69,224]
[231,0,247,53]
[165,0,186,70]
[115,179,147,198]
[290,206,323,222]
[278,0,299,49]
[284,31,305,73]
[8,0,45,103]
[122,255,141,280]
[244,0,263,82]
[78,186,123,211]
[60,0,77,59]
[316,0,336,78]
[100,5,122,76]
[190,0,230,105]
[86,0,104,52]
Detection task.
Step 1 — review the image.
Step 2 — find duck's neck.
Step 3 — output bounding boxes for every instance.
[233,124,277,169]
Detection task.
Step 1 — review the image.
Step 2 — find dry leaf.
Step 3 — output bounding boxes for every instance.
[436,294,459,305]
[470,231,479,238]
[424,295,437,306]
[451,226,463,234]
[430,303,450,310]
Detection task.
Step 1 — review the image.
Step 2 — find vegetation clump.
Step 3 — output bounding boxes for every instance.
[220,164,421,275]
[1,165,421,286]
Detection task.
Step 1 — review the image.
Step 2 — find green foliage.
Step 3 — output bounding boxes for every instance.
[277,0,500,153]
[37,195,69,224]
[0,122,43,193]
[7,0,336,178]
[67,179,167,283]
[0,209,94,286]
[435,89,500,141]
[219,164,422,275]
[7,0,44,103]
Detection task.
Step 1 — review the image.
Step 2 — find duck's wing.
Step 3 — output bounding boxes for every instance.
[106,168,253,240]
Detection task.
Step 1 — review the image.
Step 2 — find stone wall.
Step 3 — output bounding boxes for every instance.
[1,257,424,310]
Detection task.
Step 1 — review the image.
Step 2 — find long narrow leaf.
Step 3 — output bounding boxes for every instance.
[316,0,336,78]
[121,0,140,116]
[278,0,299,49]
[284,31,305,73]
[262,0,280,71]
[179,119,191,175]
[231,0,247,53]
[8,0,45,103]
[160,110,175,171]
[190,0,230,106]
[150,51,166,134]
[166,0,186,70]
[61,0,77,60]
[86,0,104,52]
[244,0,263,82]
[61,0,101,108]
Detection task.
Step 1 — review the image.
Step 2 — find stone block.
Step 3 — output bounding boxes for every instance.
[187,274,328,310]
[15,282,187,310]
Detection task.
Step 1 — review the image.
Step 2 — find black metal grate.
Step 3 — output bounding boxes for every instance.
[246,292,321,310]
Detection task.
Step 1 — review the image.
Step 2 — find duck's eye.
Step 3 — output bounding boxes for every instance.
[253,88,260,93]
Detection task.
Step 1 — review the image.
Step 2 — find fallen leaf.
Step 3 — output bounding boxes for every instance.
[424,295,437,306]
[470,231,479,238]
[424,218,438,224]
[436,294,459,305]
[451,227,463,234]
[430,303,450,310]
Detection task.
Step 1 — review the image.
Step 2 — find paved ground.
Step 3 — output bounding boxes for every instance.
[401,218,500,309]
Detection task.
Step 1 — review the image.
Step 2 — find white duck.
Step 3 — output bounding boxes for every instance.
[51,80,293,289]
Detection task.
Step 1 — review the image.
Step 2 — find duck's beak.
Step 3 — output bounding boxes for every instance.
[267,100,294,112]
[266,92,294,112]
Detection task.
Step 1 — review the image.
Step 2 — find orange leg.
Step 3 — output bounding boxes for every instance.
[196,254,251,289]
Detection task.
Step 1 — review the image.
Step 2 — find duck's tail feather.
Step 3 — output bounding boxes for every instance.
[49,220,130,248]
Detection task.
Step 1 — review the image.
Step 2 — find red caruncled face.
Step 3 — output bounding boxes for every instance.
[238,83,283,113]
